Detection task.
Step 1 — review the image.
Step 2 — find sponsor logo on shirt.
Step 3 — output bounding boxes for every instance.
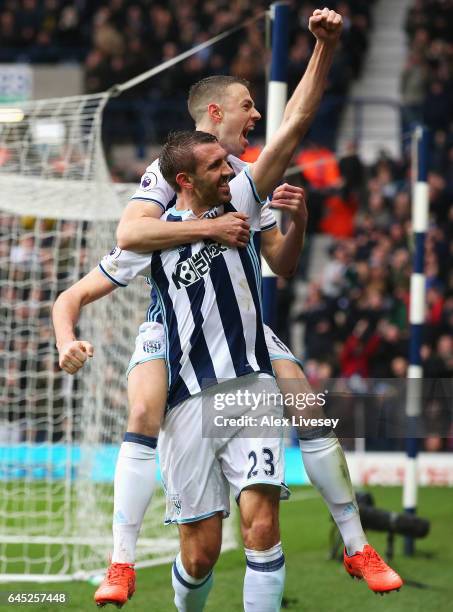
[172,242,228,289]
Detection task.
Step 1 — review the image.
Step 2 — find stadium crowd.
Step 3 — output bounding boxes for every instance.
[0,0,374,148]
[283,0,453,449]
[290,145,453,450]
[0,214,84,443]
[401,0,453,154]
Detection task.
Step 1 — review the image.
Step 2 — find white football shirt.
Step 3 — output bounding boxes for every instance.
[100,168,273,408]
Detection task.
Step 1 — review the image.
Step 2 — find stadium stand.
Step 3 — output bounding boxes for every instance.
[286,0,453,451]
[0,0,375,148]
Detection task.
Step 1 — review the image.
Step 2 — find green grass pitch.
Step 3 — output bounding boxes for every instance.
[1,486,452,611]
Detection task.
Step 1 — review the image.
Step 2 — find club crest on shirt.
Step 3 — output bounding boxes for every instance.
[143,340,162,354]
[140,172,158,191]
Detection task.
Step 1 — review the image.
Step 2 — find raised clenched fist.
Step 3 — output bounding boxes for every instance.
[309,8,343,44]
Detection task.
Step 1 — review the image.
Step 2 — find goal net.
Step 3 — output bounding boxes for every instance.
[0,93,236,581]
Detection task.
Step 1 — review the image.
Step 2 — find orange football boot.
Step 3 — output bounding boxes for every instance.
[94,563,136,608]
[344,545,403,594]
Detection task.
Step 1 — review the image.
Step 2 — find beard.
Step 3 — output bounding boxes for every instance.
[193,179,230,206]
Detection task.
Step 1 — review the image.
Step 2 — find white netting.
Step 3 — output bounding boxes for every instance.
[0,94,236,581]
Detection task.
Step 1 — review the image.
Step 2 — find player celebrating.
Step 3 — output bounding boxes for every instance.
[113,7,401,601]
[54,7,402,608]
[57,129,296,611]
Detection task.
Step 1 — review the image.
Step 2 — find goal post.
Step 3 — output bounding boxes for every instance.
[0,93,237,581]
[0,5,276,583]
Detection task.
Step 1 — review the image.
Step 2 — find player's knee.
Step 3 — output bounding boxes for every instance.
[128,401,161,437]
[183,548,218,579]
[242,512,279,550]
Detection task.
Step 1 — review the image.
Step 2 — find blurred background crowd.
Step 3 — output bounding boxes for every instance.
[1,0,452,448]
[287,144,453,450]
[0,0,374,148]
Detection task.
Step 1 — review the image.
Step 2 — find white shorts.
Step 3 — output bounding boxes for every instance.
[263,325,303,369]
[158,373,289,525]
[127,322,302,376]
[126,321,166,377]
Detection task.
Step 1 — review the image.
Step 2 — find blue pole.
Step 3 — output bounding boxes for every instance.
[403,125,429,555]
[262,1,289,328]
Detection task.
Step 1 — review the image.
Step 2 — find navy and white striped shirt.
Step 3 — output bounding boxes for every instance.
[100,168,273,408]
[131,154,276,326]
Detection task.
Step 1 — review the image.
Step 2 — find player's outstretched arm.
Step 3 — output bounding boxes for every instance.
[283,8,343,122]
[250,8,342,198]
[117,199,251,251]
[52,268,116,374]
[261,184,308,277]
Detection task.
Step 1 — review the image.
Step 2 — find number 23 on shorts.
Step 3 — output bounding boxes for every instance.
[247,448,275,479]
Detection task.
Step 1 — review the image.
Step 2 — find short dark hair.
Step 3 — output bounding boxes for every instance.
[159,130,219,192]
[188,75,250,123]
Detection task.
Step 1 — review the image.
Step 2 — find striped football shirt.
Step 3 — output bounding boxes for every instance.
[99,167,273,408]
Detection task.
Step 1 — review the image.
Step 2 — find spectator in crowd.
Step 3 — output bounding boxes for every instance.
[339,140,365,195]
[400,51,427,132]
[295,282,334,361]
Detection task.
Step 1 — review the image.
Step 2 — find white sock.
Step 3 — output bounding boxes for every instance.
[243,542,285,612]
[299,434,367,556]
[172,553,213,612]
[112,437,157,564]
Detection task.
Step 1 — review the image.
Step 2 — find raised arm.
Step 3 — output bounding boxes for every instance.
[52,268,116,374]
[250,8,342,198]
[261,184,308,277]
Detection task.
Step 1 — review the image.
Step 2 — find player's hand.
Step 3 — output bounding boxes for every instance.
[208,212,251,248]
[58,340,94,374]
[269,184,308,229]
[309,8,343,44]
